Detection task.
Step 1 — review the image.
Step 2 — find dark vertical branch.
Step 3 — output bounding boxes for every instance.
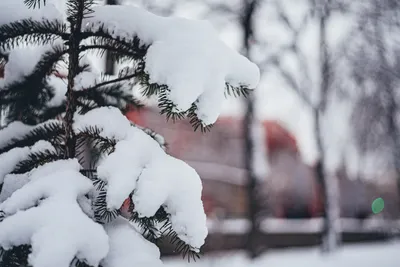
[104,0,117,75]
[241,0,261,259]
[64,2,85,158]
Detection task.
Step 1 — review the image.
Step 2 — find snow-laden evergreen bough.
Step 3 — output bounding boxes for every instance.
[0,0,260,267]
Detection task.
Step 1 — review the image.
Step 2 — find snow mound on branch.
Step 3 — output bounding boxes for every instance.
[0,120,62,151]
[132,155,207,249]
[0,139,55,185]
[0,43,65,90]
[0,173,29,202]
[83,6,260,125]
[102,217,163,267]
[0,0,62,26]
[0,121,33,149]
[74,107,208,250]
[0,147,30,184]
[73,71,98,91]
[0,159,109,267]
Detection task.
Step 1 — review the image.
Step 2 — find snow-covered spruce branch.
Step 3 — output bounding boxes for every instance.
[0,19,67,51]
[0,120,64,155]
[0,0,259,266]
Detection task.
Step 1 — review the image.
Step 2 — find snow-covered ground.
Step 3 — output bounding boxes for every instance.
[164,242,400,267]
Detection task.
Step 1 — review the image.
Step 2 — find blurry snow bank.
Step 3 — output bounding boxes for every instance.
[164,242,400,267]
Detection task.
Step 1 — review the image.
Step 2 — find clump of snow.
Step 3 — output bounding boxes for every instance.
[102,217,163,267]
[0,120,63,151]
[0,147,30,184]
[0,121,33,149]
[74,71,98,91]
[74,107,208,250]
[0,43,64,90]
[0,0,62,26]
[74,107,132,141]
[30,140,56,154]
[0,47,43,88]
[97,136,163,210]
[132,155,208,249]
[0,159,109,267]
[0,173,29,202]
[83,6,260,125]
[0,140,56,187]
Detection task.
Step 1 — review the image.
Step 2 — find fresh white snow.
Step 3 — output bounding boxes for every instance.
[0,0,62,26]
[0,121,34,149]
[164,242,400,267]
[0,159,109,267]
[84,5,260,125]
[0,147,30,184]
[102,217,163,267]
[74,107,208,250]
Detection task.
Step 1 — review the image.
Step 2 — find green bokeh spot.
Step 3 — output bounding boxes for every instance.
[371,198,384,214]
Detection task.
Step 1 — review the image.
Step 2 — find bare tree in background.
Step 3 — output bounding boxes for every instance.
[348,0,400,213]
[241,0,264,259]
[256,0,346,252]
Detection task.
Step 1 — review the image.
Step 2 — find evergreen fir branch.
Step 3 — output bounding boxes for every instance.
[128,208,161,243]
[75,126,117,156]
[159,222,201,261]
[0,245,31,267]
[80,169,106,191]
[133,61,212,132]
[127,206,201,261]
[0,19,67,50]
[75,75,143,111]
[71,257,100,267]
[81,24,149,60]
[12,149,63,175]
[224,83,251,98]
[0,46,67,124]
[93,190,120,223]
[80,34,148,63]
[186,104,213,133]
[0,210,4,223]
[66,0,95,25]
[23,0,46,9]
[0,120,64,155]
[38,102,66,122]
[79,84,143,112]
[76,98,98,115]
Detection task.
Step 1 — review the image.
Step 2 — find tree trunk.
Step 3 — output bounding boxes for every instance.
[317,0,340,252]
[64,4,85,158]
[242,0,263,258]
[104,0,117,75]
[373,0,400,217]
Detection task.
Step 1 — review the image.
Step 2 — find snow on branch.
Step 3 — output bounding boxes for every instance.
[74,107,208,251]
[102,217,163,267]
[0,140,57,196]
[0,159,109,267]
[83,5,260,125]
[0,120,63,155]
[0,121,34,150]
[0,0,62,26]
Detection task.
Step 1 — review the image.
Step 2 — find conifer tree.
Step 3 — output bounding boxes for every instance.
[0,1,259,267]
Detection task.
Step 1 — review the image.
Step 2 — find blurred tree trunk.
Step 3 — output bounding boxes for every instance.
[372,0,400,214]
[242,0,263,259]
[314,0,341,252]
